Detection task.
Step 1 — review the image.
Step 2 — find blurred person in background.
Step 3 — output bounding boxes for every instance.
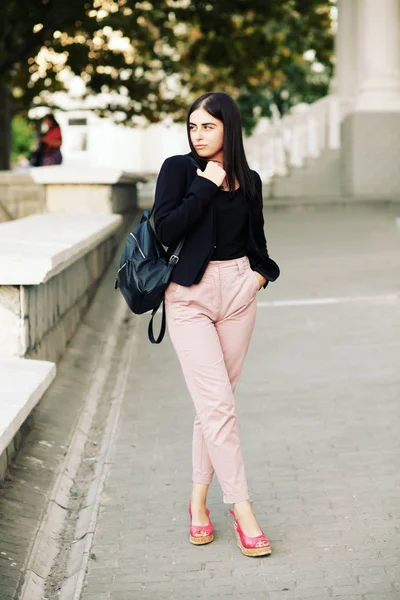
[30,114,62,167]
[154,92,280,557]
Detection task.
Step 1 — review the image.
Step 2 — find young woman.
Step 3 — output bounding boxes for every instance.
[154,92,280,557]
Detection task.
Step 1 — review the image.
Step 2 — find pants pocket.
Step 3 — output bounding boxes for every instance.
[249,269,260,293]
[165,281,183,301]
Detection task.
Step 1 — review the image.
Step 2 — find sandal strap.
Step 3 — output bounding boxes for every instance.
[190,522,213,536]
[189,503,213,536]
[229,509,270,548]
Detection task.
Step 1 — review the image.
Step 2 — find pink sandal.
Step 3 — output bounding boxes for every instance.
[189,503,214,545]
[229,510,271,557]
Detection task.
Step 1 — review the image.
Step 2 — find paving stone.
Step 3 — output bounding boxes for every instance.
[292,589,331,599]
[110,594,151,600]
[330,596,363,600]
[364,595,400,600]
[81,205,400,599]
[1,204,400,599]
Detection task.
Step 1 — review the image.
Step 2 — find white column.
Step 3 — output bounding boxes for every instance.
[355,0,400,111]
[334,0,359,100]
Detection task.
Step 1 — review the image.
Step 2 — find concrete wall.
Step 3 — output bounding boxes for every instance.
[0,168,142,220]
[0,213,123,363]
[30,165,143,215]
[0,212,123,485]
[45,183,137,215]
[0,172,45,220]
[341,112,400,198]
[0,236,118,363]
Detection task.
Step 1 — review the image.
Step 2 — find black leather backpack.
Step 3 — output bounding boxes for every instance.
[115,156,199,344]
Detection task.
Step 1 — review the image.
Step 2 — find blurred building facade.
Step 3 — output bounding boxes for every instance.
[336,0,400,198]
[31,0,400,199]
[53,109,187,174]
[247,0,400,198]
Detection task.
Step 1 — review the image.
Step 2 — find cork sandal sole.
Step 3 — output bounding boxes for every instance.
[190,533,214,545]
[235,531,272,557]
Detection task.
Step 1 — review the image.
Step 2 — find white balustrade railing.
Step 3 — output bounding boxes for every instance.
[245,94,342,183]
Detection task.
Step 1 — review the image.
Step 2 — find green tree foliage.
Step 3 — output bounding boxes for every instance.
[0,0,334,165]
[11,116,36,164]
[237,56,332,136]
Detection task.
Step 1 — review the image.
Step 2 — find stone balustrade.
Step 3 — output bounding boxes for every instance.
[244,95,341,184]
[0,212,123,481]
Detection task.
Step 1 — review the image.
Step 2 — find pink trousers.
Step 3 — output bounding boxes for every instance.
[165,256,259,504]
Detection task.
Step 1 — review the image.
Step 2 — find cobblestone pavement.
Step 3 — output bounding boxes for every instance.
[79,203,400,600]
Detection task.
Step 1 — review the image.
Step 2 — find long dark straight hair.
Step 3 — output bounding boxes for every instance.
[186,92,257,201]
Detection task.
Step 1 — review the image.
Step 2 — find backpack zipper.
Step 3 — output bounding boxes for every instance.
[130,232,146,259]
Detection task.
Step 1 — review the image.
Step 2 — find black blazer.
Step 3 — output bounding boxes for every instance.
[154,153,280,287]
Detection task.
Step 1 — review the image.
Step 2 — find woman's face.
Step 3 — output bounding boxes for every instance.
[41,118,51,133]
[189,108,224,160]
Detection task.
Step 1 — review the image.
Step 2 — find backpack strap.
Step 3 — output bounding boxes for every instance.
[147,155,201,344]
[164,237,185,277]
[148,299,166,344]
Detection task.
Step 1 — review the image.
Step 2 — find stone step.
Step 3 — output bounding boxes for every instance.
[270,149,341,197]
[0,358,56,479]
[0,212,122,285]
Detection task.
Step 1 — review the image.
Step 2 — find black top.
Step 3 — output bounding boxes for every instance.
[154,153,280,288]
[211,187,249,261]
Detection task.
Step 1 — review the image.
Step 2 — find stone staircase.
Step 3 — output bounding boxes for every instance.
[245,94,344,202]
[264,148,341,200]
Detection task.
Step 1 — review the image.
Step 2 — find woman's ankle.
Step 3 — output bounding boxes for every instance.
[233,500,253,517]
[191,483,209,509]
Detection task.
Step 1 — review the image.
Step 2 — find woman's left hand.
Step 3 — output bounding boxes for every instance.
[254,271,267,290]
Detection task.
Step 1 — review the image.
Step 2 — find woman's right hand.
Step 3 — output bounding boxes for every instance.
[197,161,226,188]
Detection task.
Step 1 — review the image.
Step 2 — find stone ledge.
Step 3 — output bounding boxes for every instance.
[0,358,56,458]
[29,165,148,185]
[0,171,38,185]
[0,213,122,285]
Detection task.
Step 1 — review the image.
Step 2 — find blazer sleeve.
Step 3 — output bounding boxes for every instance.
[154,155,220,247]
[250,172,280,287]
[253,172,269,251]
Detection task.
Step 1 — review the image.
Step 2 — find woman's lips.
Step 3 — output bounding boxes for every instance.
[195,144,207,148]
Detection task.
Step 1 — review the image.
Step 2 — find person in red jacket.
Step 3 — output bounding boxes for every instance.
[30,114,63,166]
